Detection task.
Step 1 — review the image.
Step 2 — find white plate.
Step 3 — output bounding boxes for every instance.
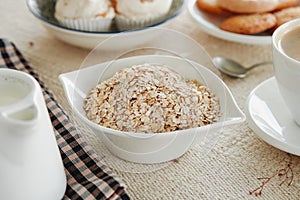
[187,0,272,45]
[246,77,300,156]
[59,55,245,163]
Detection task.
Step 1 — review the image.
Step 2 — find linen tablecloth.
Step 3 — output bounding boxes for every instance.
[1,0,300,199]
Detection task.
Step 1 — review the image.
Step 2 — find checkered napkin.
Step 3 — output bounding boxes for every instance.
[0,39,129,200]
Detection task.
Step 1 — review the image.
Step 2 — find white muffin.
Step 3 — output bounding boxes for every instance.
[112,0,173,31]
[55,0,115,32]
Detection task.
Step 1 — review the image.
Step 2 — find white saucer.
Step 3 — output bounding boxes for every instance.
[246,77,300,156]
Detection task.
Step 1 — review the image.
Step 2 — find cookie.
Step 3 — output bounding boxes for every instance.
[274,6,300,27]
[220,13,277,34]
[196,0,229,15]
[217,0,279,13]
[276,0,299,10]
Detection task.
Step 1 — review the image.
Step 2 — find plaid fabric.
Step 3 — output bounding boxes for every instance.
[0,39,130,200]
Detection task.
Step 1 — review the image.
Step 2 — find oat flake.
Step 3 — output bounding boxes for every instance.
[83,63,220,133]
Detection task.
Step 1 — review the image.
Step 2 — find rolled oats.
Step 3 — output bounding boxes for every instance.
[83,63,220,133]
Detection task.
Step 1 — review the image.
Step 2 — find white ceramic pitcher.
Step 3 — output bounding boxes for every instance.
[0,69,66,200]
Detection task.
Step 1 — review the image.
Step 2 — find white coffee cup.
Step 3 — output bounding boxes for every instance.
[272,19,300,126]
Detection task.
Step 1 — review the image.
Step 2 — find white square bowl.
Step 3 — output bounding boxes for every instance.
[59,55,245,163]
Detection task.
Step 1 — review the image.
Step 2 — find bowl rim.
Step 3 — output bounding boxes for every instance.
[26,0,186,35]
[59,54,246,138]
